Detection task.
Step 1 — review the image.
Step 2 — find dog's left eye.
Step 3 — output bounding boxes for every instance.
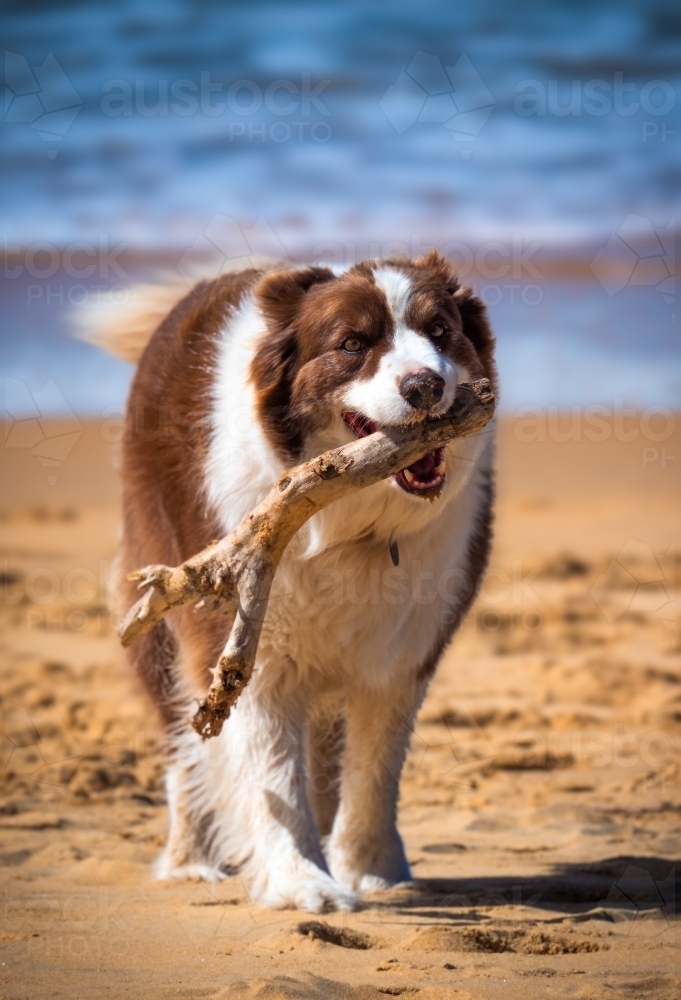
[341,337,363,353]
[429,325,444,338]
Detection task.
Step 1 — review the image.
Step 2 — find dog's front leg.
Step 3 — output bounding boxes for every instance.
[327,686,420,893]
[222,683,357,913]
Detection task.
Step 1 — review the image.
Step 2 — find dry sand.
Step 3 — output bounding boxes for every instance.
[0,415,679,999]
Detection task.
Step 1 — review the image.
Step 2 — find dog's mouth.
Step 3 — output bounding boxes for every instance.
[342,411,446,497]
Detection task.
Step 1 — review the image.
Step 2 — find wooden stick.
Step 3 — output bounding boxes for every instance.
[118,378,495,738]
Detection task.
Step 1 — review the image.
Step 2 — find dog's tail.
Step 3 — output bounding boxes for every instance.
[73,280,189,364]
[74,256,285,364]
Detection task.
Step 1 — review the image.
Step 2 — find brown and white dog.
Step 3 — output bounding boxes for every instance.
[87,251,496,912]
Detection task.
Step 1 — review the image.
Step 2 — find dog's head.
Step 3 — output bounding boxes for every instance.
[251,251,496,500]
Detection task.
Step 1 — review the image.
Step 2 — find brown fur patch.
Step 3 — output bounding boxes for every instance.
[253,265,395,461]
[121,269,261,719]
[399,250,497,395]
[251,266,335,459]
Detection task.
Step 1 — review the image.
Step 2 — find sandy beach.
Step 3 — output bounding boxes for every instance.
[1,414,679,999]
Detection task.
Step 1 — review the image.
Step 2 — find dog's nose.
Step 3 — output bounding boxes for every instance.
[399,369,445,411]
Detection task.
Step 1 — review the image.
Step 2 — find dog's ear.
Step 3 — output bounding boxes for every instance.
[252,267,335,460]
[414,252,497,392]
[257,266,335,331]
[452,285,497,393]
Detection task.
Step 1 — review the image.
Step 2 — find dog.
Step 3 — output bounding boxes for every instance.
[86,251,497,912]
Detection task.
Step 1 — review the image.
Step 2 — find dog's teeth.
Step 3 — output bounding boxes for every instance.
[435,458,446,475]
[403,469,415,484]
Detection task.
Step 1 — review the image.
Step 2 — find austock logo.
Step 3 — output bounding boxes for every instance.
[591,214,675,316]
[176,878,292,945]
[3,377,82,486]
[590,540,676,628]
[380,51,495,157]
[600,864,676,938]
[4,52,82,157]
[383,707,495,787]
[177,215,290,284]
[2,703,81,785]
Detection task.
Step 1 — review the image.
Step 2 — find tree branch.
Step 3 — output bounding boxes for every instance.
[118,378,495,738]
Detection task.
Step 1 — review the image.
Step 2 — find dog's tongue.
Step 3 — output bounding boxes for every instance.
[342,413,445,487]
[406,449,438,477]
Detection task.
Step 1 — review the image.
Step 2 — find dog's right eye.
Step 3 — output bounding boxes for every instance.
[341,337,363,353]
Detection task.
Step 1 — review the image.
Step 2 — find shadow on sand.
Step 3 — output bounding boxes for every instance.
[363,856,678,920]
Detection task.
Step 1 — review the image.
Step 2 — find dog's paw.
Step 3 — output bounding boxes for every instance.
[250,856,358,913]
[358,873,394,893]
[328,828,411,893]
[359,873,414,893]
[153,851,226,883]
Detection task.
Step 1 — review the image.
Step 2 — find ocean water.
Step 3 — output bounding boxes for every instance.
[1,0,679,414]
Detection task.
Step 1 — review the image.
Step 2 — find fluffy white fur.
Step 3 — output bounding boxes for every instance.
[154,272,494,911]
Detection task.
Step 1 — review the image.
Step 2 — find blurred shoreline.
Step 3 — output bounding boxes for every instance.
[3,253,679,419]
[1,243,674,278]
